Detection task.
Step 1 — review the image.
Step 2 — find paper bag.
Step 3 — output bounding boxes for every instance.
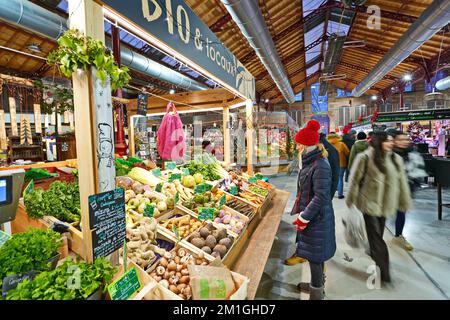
[188,264,236,300]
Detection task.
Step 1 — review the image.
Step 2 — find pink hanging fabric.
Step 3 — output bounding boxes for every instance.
[157,102,185,161]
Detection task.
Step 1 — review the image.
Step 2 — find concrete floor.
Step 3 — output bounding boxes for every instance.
[255,173,450,300]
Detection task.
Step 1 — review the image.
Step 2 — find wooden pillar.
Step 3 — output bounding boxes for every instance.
[34,104,42,134]
[8,97,18,136]
[246,99,254,175]
[223,105,230,167]
[68,0,105,262]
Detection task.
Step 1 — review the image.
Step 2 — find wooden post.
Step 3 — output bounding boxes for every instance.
[0,110,6,150]
[246,99,254,175]
[8,97,18,136]
[68,0,106,262]
[34,104,42,134]
[128,115,136,157]
[223,105,231,167]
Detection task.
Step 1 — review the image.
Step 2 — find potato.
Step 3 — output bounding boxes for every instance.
[169,285,180,294]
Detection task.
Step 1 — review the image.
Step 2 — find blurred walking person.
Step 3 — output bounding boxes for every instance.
[348,132,369,172]
[289,120,336,299]
[347,131,412,284]
[387,130,427,251]
[327,132,350,199]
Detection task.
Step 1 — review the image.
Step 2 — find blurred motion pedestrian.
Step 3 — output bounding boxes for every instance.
[287,120,336,300]
[327,132,350,199]
[346,131,412,285]
[348,132,369,172]
[387,129,427,251]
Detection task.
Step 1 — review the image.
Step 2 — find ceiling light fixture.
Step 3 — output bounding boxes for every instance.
[265,99,269,103]
[371,95,378,101]
[169,89,175,94]
[403,74,412,81]
[26,43,42,53]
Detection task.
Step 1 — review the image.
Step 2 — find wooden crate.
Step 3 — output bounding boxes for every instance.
[12,202,85,258]
[156,205,205,241]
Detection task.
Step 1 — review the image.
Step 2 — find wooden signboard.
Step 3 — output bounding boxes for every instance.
[2,271,37,297]
[88,188,126,259]
[0,110,7,150]
[33,104,42,134]
[8,97,18,136]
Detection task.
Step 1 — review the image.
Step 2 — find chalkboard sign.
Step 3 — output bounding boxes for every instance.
[2,271,37,297]
[88,188,125,229]
[0,230,10,249]
[181,168,190,176]
[155,183,163,193]
[89,188,126,259]
[195,184,206,194]
[137,93,148,116]
[107,267,142,300]
[92,221,126,259]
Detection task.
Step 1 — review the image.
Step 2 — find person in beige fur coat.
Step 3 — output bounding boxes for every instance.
[346,131,412,285]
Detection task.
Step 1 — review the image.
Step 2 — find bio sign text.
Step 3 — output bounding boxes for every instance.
[101,0,255,100]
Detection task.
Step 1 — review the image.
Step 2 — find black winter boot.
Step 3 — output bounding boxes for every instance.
[309,285,325,300]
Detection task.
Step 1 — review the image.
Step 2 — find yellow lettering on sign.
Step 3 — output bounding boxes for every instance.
[142,0,162,22]
[177,5,190,44]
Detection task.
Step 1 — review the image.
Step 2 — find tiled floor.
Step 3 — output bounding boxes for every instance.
[255,173,450,300]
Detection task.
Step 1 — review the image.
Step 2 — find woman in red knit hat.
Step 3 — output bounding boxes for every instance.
[288,120,336,300]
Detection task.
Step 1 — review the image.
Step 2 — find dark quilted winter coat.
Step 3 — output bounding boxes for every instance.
[290,148,336,263]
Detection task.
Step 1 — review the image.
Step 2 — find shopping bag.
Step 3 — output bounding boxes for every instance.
[342,207,368,249]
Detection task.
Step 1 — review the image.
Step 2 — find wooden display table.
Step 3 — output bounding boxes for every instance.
[232,189,290,299]
[0,159,76,171]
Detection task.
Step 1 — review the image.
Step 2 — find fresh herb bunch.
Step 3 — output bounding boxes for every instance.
[24,181,81,222]
[0,229,62,289]
[6,258,116,300]
[47,29,131,90]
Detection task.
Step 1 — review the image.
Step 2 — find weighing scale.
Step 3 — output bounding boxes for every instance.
[0,169,25,232]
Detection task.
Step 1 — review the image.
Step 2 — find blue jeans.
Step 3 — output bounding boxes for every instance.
[395,210,406,237]
[338,168,346,197]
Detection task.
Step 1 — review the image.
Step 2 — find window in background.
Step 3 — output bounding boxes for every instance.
[294,91,303,102]
[337,88,352,97]
[338,106,350,127]
[404,83,413,92]
[311,83,328,112]
[402,102,412,111]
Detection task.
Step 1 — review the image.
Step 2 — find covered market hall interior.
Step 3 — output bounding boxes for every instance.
[0,0,449,301]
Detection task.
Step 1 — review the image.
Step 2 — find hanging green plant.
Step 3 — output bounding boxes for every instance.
[47,29,131,90]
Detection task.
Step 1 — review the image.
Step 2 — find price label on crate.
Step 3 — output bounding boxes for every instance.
[155,183,163,193]
[204,183,213,191]
[219,195,226,207]
[198,207,216,221]
[144,204,155,218]
[229,185,239,196]
[195,184,206,194]
[169,173,182,182]
[164,161,177,170]
[172,224,180,242]
[151,168,161,177]
[107,267,142,301]
[181,168,190,176]
[22,179,34,198]
[174,192,180,205]
[0,230,11,249]
[248,177,258,184]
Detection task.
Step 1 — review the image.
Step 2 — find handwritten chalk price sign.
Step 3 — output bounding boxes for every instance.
[89,188,126,259]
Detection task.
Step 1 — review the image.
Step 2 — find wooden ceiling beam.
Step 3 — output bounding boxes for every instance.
[338,61,400,82]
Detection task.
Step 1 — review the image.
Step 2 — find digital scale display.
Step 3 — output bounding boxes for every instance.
[0,176,12,206]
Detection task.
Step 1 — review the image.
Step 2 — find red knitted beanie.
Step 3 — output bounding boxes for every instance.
[295,120,321,146]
